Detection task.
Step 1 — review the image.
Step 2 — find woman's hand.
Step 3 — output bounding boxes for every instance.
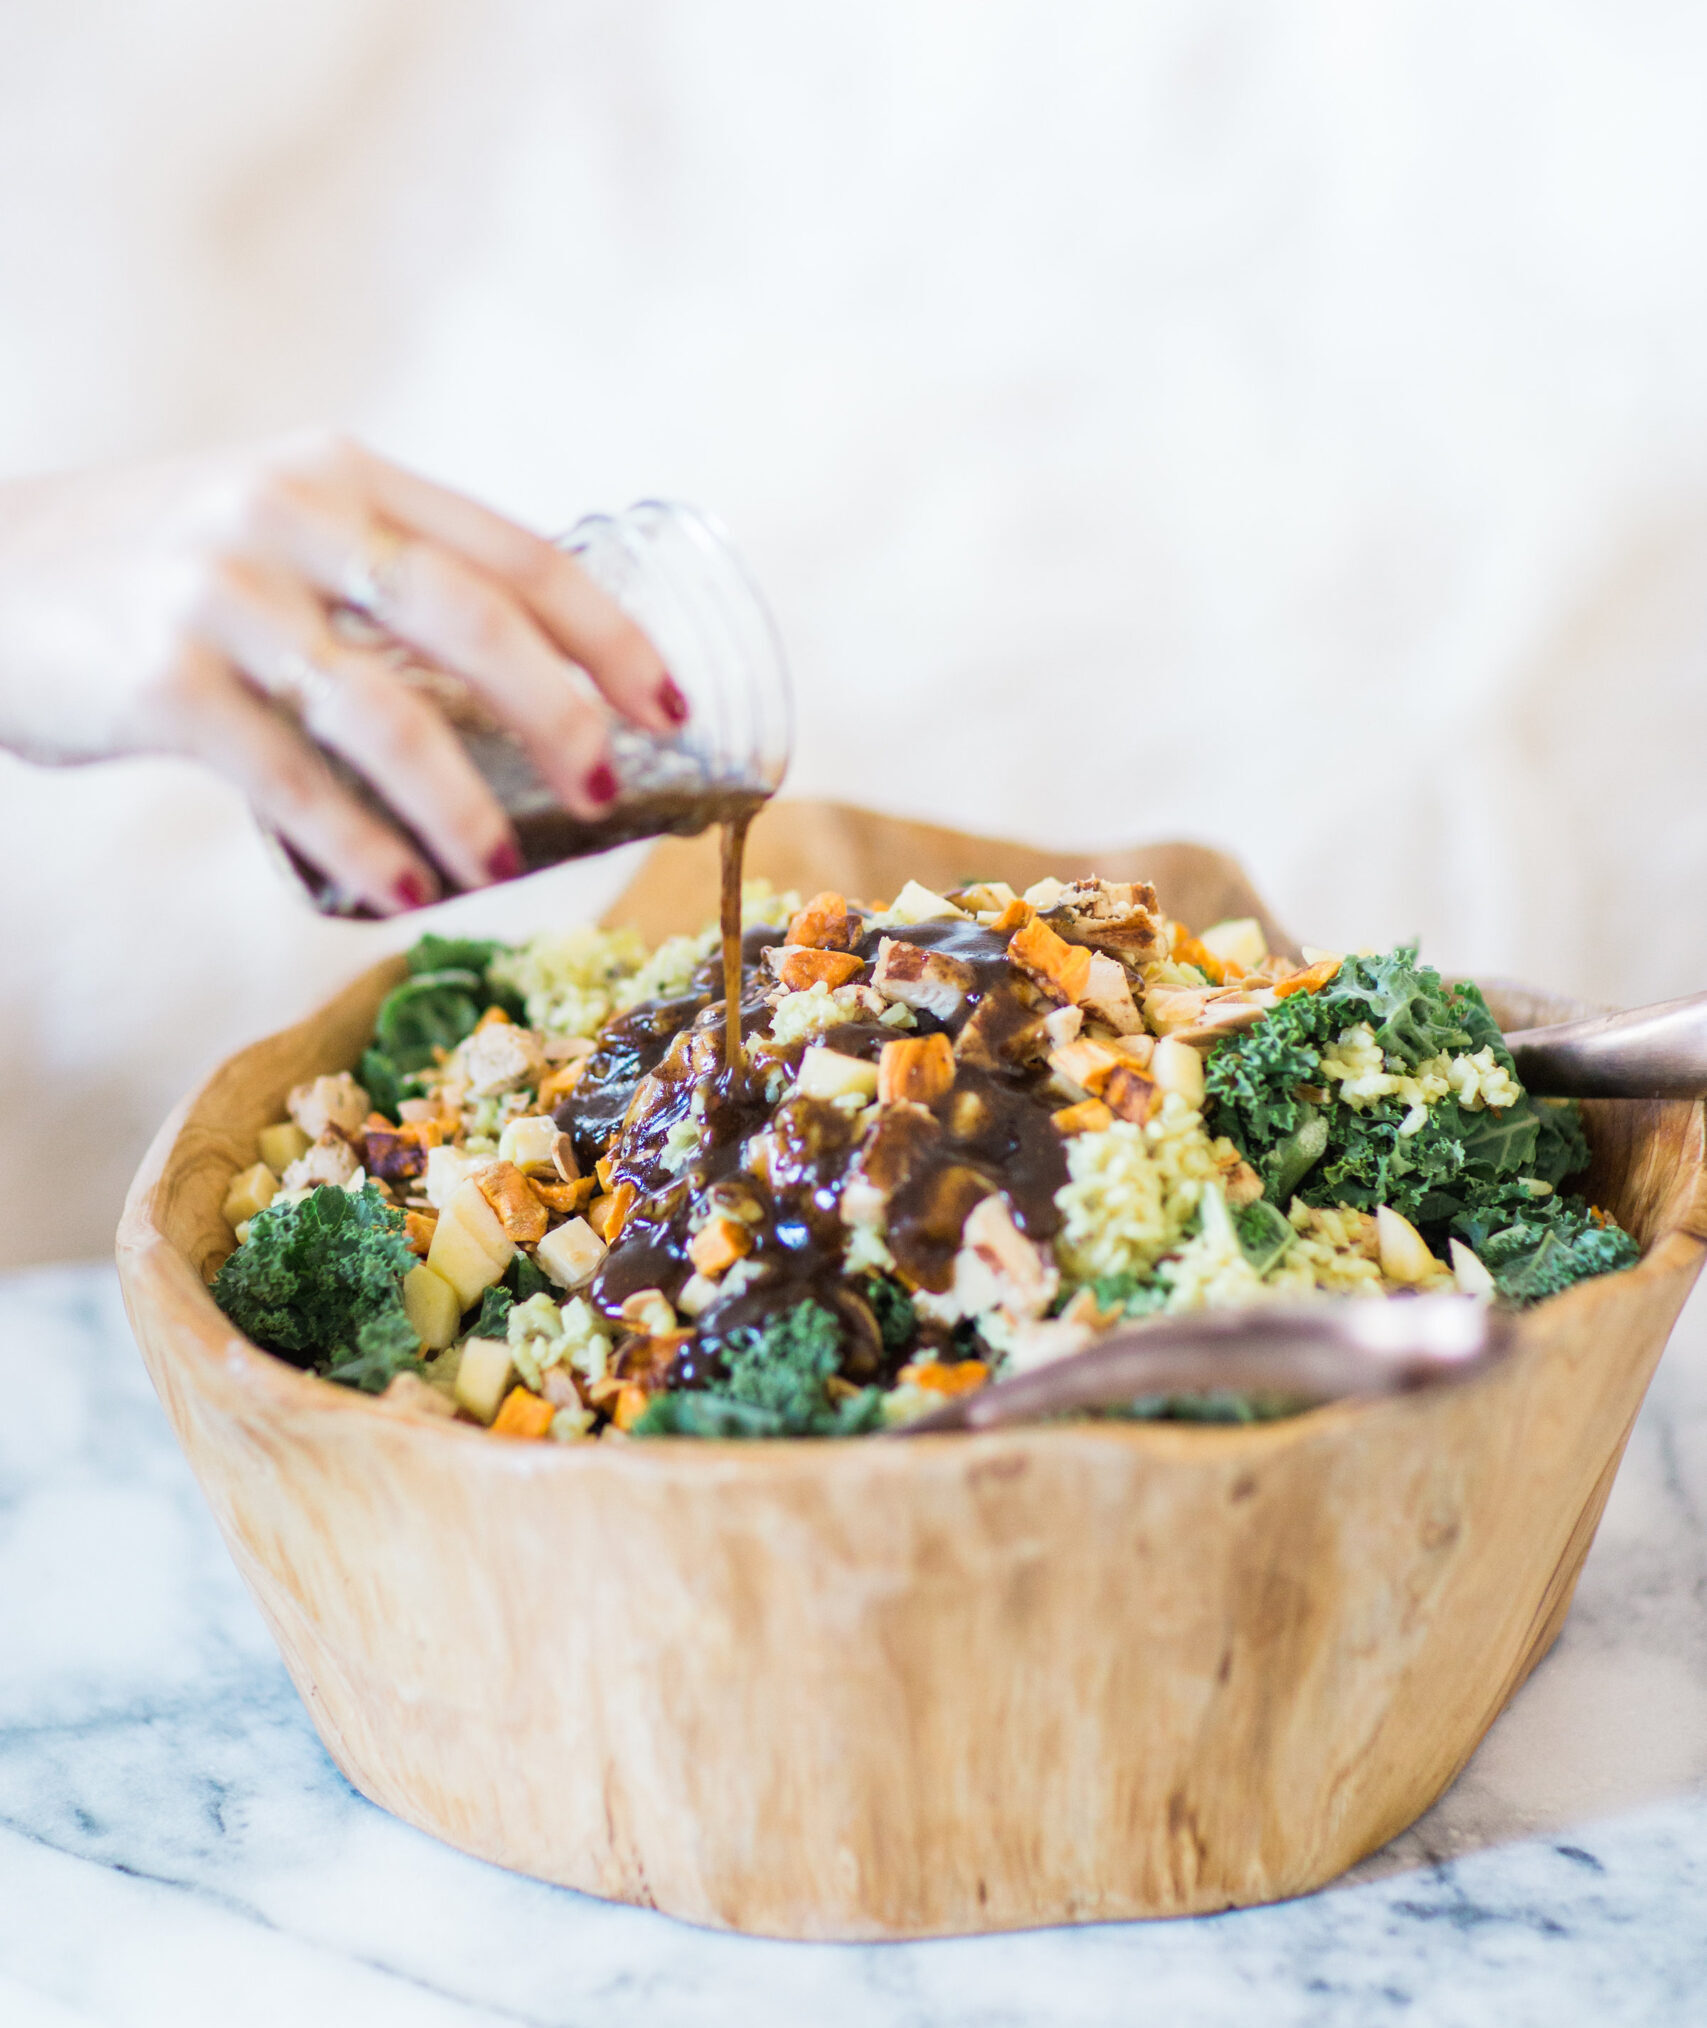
[0,433,686,914]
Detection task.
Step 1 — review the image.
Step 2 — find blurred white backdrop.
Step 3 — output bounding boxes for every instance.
[4,0,1707,1262]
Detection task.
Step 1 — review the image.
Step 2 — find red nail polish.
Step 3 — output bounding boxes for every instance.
[485,841,523,883]
[586,763,618,806]
[394,872,432,911]
[659,676,689,726]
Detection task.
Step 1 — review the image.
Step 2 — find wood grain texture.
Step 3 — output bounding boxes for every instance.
[115,805,1707,1939]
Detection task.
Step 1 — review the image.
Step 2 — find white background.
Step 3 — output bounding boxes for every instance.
[5,0,1707,1261]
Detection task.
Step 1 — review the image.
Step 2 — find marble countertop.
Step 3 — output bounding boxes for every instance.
[1,1263,1704,2027]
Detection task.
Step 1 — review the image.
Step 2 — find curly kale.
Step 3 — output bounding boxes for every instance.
[362,932,524,1116]
[1453,1188,1640,1302]
[633,1299,885,1439]
[1201,946,1633,1303]
[212,1183,422,1393]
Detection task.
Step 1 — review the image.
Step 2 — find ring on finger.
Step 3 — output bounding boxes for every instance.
[342,520,412,619]
[263,647,344,724]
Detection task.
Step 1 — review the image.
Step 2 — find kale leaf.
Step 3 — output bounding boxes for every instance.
[1453,1188,1639,1302]
[1206,947,1594,1230]
[370,932,525,1079]
[633,1299,884,1439]
[212,1183,422,1393]
[862,1273,919,1359]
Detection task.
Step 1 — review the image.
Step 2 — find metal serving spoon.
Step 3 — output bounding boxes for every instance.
[890,1296,1517,1437]
[1502,990,1707,1099]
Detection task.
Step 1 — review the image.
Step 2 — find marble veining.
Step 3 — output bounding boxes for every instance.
[1,1262,1704,2027]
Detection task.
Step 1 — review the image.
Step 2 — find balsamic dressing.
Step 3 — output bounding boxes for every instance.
[565,835,1074,1393]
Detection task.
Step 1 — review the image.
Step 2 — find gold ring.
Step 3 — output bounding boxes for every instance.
[342,521,410,617]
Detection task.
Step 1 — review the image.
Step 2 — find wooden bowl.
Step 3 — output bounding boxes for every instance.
[116,801,1707,1939]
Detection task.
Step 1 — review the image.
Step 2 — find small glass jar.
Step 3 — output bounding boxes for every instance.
[284,499,792,915]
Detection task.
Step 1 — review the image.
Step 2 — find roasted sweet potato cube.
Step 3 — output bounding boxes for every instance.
[770,945,866,992]
[491,1385,555,1439]
[785,890,860,951]
[1008,916,1093,1006]
[1051,1098,1114,1136]
[990,897,1035,936]
[473,1160,551,1244]
[403,1209,438,1256]
[1048,1037,1123,1096]
[1100,1066,1156,1125]
[688,1214,754,1279]
[588,1180,637,1243]
[878,1032,956,1107]
[1274,956,1343,999]
[527,1175,597,1217]
[537,1061,586,1109]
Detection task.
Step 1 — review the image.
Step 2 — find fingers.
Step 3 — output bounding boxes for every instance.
[266,498,627,818]
[158,642,441,918]
[354,451,681,734]
[203,561,522,892]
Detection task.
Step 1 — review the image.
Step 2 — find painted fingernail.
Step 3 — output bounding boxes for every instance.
[659,676,689,726]
[586,763,619,806]
[394,871,433,911]
[485,840,523,883]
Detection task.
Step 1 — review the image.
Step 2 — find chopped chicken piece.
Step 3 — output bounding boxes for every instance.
[458,1021,548,1099]
[1041,1004,1083,1049]
[287,1072,369,1142]
[1039,877,1164,963]
[871,938,976,1021]
[1221,1160,1265,1206]
[474,1159,551,1244]
[785,890,862,951]
[766,945,867,992]
[1008,916,1093,1006]
[878,1032,956,1106]
[1080,951,1143,1033]
[282,1131,361,1192]
[953,988,1051,1069]
[950,1194,1059,1322]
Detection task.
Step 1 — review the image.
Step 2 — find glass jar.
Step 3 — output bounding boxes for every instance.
[283,499,792,915]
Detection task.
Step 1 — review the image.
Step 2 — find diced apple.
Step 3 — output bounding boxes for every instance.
[1198,917,1268,971]
[1150,1036,1206,1106]
[497,1114,561,1174]
[454,1338,514,1424]
[425,1177,515,1308]
[1449,1238,1497,1298]
[257,1122,310,1175]
[402,1263,463,1351]
[885,879,967,925]
[1377,1205,1437,1286]
[424,1143,484,1210]
[222,1161,278,1230]
[536,1215,607,1290]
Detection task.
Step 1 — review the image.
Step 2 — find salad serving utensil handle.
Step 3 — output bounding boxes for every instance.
[1503,989,1707,1099]
[889,1296,1516,1437]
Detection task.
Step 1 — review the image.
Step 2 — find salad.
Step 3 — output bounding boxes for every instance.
[211,875,1639,1439]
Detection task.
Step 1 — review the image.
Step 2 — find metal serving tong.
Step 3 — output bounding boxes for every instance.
[1503,990,1707,1099]
[890,1296,1517,1437]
